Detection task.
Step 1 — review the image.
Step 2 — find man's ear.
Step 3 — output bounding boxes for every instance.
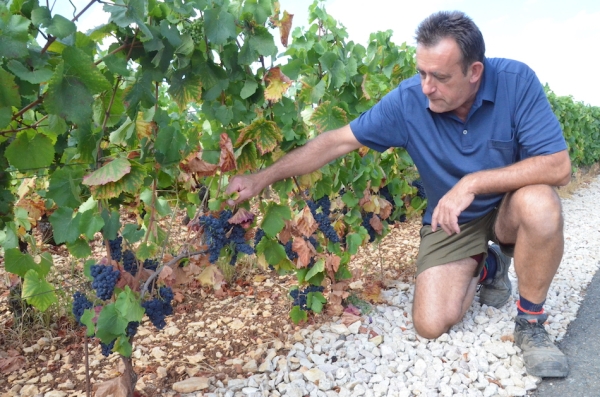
[469,61,484,83]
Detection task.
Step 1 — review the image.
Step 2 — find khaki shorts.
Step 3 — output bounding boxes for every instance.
[415,208,515,277]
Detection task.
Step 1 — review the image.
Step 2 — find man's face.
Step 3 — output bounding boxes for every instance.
[416,38,482,118]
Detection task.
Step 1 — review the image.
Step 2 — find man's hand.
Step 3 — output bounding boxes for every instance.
[431,178,475,235]
[225,173,265,206]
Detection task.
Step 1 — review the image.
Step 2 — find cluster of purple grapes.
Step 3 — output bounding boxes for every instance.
[107,236,123,262]
[199,210,254,265]
[90,265,120,300]
[143,258,159,271]
[100,339,115,357]
[290,285,325,311]
[254,228,265,247]
[141,286,174,330]
[362,215,378,243]
[122,249,137,275]
[126,321,139,337]
[306,197,340,243]
[411,179,427,199]
[72,291,93,325]
[284,240,298,261]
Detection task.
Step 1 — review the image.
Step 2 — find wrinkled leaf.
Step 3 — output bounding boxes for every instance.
[83,158,131,186]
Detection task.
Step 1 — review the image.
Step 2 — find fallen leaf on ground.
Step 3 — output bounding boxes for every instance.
[93,376,129,397]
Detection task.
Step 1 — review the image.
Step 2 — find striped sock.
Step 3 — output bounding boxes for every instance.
[517,296,545,316]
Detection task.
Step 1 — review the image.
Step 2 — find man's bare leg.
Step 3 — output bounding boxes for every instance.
[413,258,479,339]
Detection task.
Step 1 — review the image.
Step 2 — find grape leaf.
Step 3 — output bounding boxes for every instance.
[31,6,52,27]
[49,207,81,244]
[305,258,325,283]
[236,119,283,155]
[83,158,131,186]
[115,287,145,322]
[90,162,145,199]
[279,11,293,47]
[44,62,93,125]
[218,133,236,172]
[264,67,291,103]
[7,60,54,84]
[66,238,92,259]
[4,249,37,278]
[290,305,307,324]
[5,131,55,172]
[80,309,96,337]
[242,0,272,25]
[345,232,363,255]
[236,142,258,173]
[155,126,186,166]
[0,67,20,108]
[168,70,202,110]
[261,203,292,238]
[240,79,258,99]
[256,239,287,266]
[96,304,128,344]
[310,101,348,133]
[22,269,57,312]
[47,166,84,208]
[62,46,112,94]
[101,209,121,241]
[79,210,105,240]
[114,336,133,357]
[46,14,77,39]
[0,13,29,58]
[204,8,236,45]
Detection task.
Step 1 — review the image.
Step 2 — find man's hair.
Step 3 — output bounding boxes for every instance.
[415,11,485,74]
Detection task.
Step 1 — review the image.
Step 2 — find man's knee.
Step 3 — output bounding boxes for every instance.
[510,185,563,231]
[412,306,462,339]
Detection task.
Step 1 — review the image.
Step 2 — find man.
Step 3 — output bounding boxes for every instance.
[225,11,571,378]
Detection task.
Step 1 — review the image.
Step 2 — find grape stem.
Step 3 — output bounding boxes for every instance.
[139,249,207,299]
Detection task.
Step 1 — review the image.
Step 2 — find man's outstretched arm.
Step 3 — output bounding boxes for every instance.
[225,124,363,205]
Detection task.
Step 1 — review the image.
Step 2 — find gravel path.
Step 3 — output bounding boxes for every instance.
[185,178,600,397]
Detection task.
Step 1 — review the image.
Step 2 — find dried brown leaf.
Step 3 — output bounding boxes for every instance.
[218,133,237,172]
[228,208,255,226]
[378,197,393,220]
[196,265,225,290]
[0,355,26,374]
[296,206,318,237]
[369,214,383,235]
[93,376,129,397]
[180,151,218,176]
[325,254,341,281]
[292,238,315,269]
[341,312,361,326]
[158,266,175,285]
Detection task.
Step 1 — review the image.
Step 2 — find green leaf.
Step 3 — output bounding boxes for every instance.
[114,336,133,357]
[136,242,158,261]
[22,269,57,312]
[0,107,11,129]
[345,233,363,255]
[242,0,272,25]
[5,131,55,172]
[0,67,20,108]
[123,72,155,118]
[101,209,121,240]
[290,305,307,324]
[261,203,292,238]
[47,166,84,208]
[7,60,54,85]
[62,47,112,94]
[46,14,77,38]
[236,119,283,155]
[83,158,131,186]
[305,258,324,283]
[31,6,52,27]
[307,291,327,313]
[44,62,93,125]
[49,207,81,244]
[109,118,135,145]
[155,126,186,166]
[80,308,96,337]
[256,239,287,265]
[342,191,359,208]
[240,79,258,99]
[4,248,37,278]
[104,0,152,39]
[310,101,348,133]
[115,287,145,322]
[96,303,128,344]
[122,224,144,244]
[167,71,202,110]
[66,238,92,258]
[204,8,236,45]
[248,26,276,56]
[0,13,29,58]
[80,210,104,240]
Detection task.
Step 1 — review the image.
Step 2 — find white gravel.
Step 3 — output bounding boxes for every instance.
[198,179,600,397]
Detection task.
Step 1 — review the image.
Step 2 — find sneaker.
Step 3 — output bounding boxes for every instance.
[479,244,512,308]
[514,313,569,377]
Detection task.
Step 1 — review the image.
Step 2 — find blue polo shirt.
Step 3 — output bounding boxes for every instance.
[350,58,567,225]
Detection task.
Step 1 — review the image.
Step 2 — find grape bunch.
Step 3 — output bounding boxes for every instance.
[290,285,325,311]
[122,250,137,275]
[126,321,140,337]
[200,210,255,265]
[72,291,93,325]
[143,258,159,271]
[379,185,395,207]
[306,197,340,243]
[411,179,427,199]
[107,236,123,262]
[184,20,203,44]
[254,228,266,247]
[284,240,298,261]
[91,264,120,301]
[362,215,377,243]
[100,339,115,357]
[141,286,174,330]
